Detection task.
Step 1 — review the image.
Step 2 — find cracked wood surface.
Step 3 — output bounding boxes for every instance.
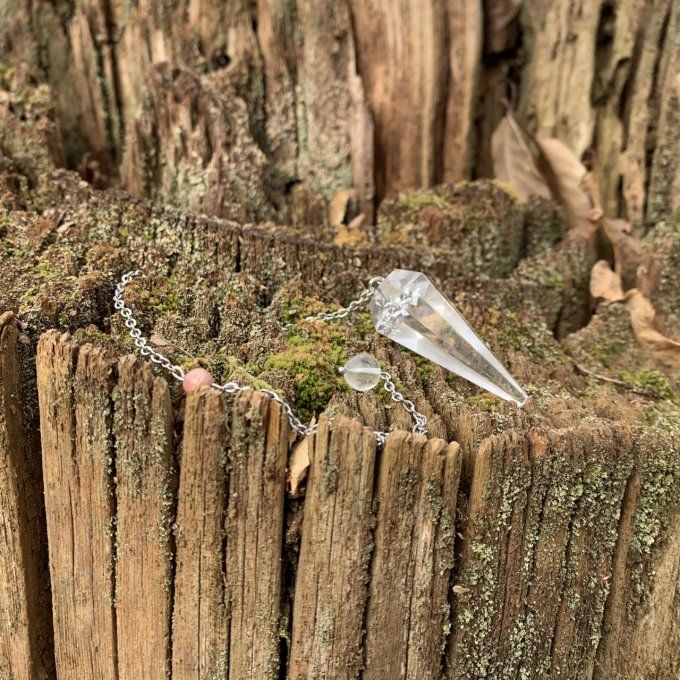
[289,417,376,679]
[172,388,229,679]
[0,313,53,680]
[4,1,677,219]
[0,323,675,679]
[36,331,118,678]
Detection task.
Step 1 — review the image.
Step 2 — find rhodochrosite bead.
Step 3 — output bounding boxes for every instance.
[183,367,214,393]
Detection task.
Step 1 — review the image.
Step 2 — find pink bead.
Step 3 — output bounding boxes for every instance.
[182,368,214,393]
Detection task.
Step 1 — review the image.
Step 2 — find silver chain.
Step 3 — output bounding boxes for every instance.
[113,271,428,444]
[282,276,384,331]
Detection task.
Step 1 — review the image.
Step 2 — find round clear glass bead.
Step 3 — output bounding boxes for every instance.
[340,353,381,392]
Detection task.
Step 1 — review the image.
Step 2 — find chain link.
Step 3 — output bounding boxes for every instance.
[282,276,384,331]
[114,271,428,443]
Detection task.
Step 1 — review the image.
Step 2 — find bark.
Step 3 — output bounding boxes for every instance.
[0,313,53,680]
[1,2,679,679]
[3,0,676,222]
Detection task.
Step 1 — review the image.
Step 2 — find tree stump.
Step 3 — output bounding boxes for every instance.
[1,2,679,680]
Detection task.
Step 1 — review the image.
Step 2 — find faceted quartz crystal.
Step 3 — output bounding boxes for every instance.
[370,269,529,406]
[340,352,382,392]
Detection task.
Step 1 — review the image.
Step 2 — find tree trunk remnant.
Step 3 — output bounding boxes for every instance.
[0,313,53,680]
[1,1,679,679]
[289,417,376,679]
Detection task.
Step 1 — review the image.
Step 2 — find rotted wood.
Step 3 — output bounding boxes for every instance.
[5,0,677,219]
[0,313,53,680]
[289,416,377,679]
[9,326,679,679]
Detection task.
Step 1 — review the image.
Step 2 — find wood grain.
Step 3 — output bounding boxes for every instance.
[113,356,176,679]
[225,391,288,680]
[289,416,376,679]
[36,331,118,679]
[172,388,230,679]
[12,327,680,678]
[447,423,637,679]
[364,432,460,680]
[0,313,53,679]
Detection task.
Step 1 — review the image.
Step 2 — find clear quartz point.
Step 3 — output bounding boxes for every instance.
[370,269,529,406]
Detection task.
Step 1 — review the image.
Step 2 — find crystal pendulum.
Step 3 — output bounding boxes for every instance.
[370,269,529,406]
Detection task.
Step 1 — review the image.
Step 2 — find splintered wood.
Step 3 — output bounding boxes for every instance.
[0,331,671,679]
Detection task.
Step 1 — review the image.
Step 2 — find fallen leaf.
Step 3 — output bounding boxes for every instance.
[491,113,552,202]
[590,260,624,303]
[288,435,311,495]
[537,138,593,232]
[624,290,680,370]
[485,0,522,54]
[491,113,596,234]
[602,218,639,290]
[328,188,358,226]
[150,333,175,348]
[347,213,366,230]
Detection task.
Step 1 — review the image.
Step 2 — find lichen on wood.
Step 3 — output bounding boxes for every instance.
[1,3,679,678]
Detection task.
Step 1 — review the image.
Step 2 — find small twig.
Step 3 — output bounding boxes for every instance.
[571,361,663,399]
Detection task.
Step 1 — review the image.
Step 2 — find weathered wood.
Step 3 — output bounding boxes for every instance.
[0,313,53,680]
[619,0,672,222]
[593,427,680,680]
[2,3,680,675]
[645,0,680,224]
[5,0,678,217]
[289,416,376,679]
[444,0,483,182]
[447,423,638,679]
[364,433,460,680]
[172,388,229,679]
[15,323,680,679]
[36,331,118,678]
[225,391,288,680]
[113,357,175,679]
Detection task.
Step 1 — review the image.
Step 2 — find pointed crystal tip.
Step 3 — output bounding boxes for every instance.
[370,269,529,406]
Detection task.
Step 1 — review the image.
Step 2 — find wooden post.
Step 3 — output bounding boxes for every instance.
[0,313,53,680]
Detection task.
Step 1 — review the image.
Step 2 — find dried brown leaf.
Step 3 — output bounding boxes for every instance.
[590,260,624,303]
[491,114,551,202]
[537,138,593,232]
[150,332,175,348]
[288,435,311,495]
[624,290,680,371]
[485,0,522,54]
[328,188,357,226]
[602,218,639,290]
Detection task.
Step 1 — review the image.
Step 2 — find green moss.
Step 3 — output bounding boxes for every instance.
[673,209,680,233]
[466,394,501,411]
[619,370,674,400]
[589,338,624,369]
[397,190,448,213]
[264,326,348,418]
